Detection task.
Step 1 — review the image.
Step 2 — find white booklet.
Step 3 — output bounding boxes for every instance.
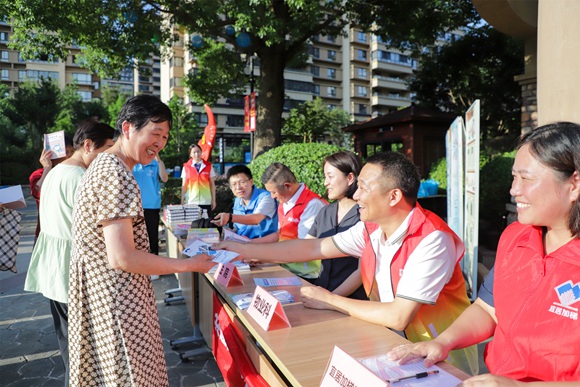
[44,130,66,159]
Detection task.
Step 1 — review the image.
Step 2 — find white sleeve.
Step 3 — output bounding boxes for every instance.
[396,230,457,304]
[210,166,217,178]
[297,199,326,239]
[331,221,366,258]
[181,167,187,179]
[253,195,277,219]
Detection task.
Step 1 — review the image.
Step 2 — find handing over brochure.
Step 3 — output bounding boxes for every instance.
[182,238,240,264]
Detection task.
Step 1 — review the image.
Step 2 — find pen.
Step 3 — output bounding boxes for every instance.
[388,369,439,383]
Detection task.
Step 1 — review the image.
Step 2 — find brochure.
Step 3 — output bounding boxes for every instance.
[232,290,294,310]
[44,130,66,159]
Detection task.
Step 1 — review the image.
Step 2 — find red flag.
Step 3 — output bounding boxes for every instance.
[198,104,216,162]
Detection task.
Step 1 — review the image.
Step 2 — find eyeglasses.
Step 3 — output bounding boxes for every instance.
[230,179,251,188]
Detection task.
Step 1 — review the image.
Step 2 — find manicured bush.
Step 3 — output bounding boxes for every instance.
[248,143,344,197]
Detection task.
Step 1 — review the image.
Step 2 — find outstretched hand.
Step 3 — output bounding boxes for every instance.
[387,341,450,369]
[188,253,217,273]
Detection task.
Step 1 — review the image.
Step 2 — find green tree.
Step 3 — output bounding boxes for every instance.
[101,85,132,127]
[162,96,199,168]
[5,0,479,157]
[3,78,62,152]
[409,25,524,156]
[282,97,351,145]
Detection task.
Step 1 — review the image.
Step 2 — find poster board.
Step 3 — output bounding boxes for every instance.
[463,100,480,300]
[446,117,464,240]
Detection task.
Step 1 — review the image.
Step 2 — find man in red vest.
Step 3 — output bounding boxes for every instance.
[216,153,477,374]
[251,162,326,281]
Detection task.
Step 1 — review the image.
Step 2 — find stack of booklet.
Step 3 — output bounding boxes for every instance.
[231,290,294,310]
[163,204,201,224]
[186,228,220,244]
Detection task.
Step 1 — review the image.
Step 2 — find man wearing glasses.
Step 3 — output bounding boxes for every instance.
[212,165,278,239]
[216,153,477,375]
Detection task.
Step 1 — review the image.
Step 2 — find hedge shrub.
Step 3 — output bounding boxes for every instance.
[248,143,344,197]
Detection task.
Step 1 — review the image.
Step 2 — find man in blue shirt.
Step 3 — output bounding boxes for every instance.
[133,155,168,256]
[212,165,278,239]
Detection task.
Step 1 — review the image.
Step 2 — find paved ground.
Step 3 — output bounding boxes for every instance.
[1,188,490,386]
[0,190,225,387]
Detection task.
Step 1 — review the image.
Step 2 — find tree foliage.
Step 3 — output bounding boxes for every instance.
[162,95,200,169]
[409,25,524,155]
[4,0,480,156]
[248,143,343,198]
[282,97,351,145]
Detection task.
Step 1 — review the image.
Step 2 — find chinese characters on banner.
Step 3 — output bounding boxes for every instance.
[244,92,256,132]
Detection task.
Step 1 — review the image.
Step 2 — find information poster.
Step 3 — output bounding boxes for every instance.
[463,100,480,300]
[446,117,464,240]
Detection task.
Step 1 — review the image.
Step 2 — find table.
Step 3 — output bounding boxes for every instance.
[164,225,470,386]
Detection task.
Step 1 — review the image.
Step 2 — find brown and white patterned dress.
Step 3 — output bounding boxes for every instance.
[69,153,168,386]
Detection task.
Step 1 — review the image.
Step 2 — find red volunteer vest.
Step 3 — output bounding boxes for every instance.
[278,185,326,241]
[360,204,477,374]
[486,222,580,381]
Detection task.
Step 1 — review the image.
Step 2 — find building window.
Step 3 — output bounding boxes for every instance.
[171,56,184,67]
[226,115,244,127]
[1,50,8,62]
[357,49,367,61]
[1,69,9,80]
[327,104,336,111]
[357,86,367,97]
[138,84,150,91]
[77,91,92,102]
[327,35,336,43]
[327,68,336,79]
[359,104,367,114]
[357,67,367,78]
[311,66,320,76]
[0,32,8,42]
[314,84,320,95]
[72,73,92,85]
[357,31,367,42]
[327,86,336,97]
[327,50,336,61]
[170,77,183,88]
[312,47,320,58]
[18,70,59,82]
[195,113,208,125]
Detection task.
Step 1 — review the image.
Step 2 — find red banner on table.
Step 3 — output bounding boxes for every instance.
[212,293,269,387]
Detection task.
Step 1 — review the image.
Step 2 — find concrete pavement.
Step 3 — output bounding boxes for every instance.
[0,190,225,386]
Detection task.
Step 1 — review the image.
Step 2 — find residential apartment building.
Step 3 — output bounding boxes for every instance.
[1,17,460,135]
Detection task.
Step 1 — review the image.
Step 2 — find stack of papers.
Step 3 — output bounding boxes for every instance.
[186,228,220,244]
[231,290,294,310]
[163,204,201,224]
[358,354,462,386]
[182,238,240,264]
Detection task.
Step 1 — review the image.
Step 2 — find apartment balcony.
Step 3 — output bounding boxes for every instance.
[371,76,408,91]
[371,59,414,75]
[371,94,412,108]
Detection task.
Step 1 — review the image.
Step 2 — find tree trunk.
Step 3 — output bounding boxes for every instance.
[253,46,285,157]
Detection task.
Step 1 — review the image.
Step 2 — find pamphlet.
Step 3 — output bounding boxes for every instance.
[254,277,302,287]
[222,227,250,243]
[231,290,295,310]
[44,130,66,159]
[182,238,240,263]
[358,354,462,386]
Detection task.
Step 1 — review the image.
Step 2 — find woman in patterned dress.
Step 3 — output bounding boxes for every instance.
[69,95,216,386]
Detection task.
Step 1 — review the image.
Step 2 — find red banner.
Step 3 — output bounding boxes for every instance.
[244,95,250,133]
[198,104,216,162]
[249,92,256,132]
[212,293,269,387]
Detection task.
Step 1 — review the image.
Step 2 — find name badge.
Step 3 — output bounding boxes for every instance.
[320,346,387,387]
[247,285,291,331]
[213,262,243,287]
